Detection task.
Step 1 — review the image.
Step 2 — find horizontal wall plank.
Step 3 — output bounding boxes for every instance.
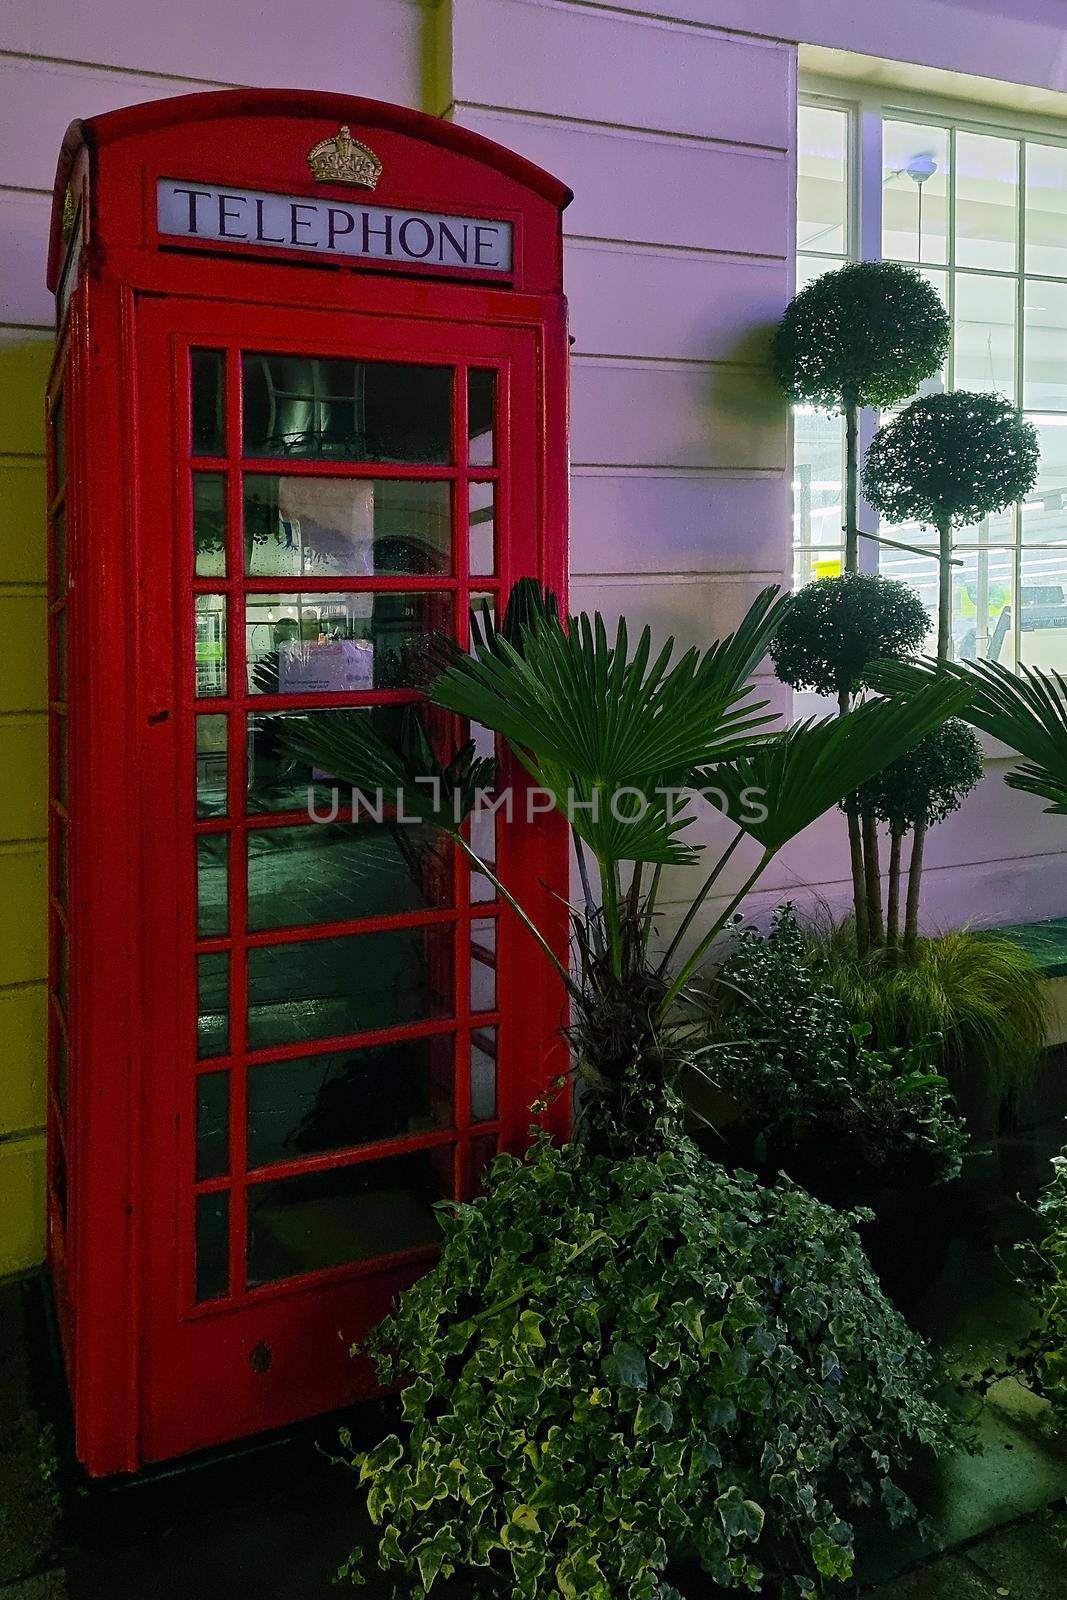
[569,572,785,653]
[570,469,789,574]
[0,598,48,712]
[0,846,46,987]
[451,0,792,148]
[566,238,788,363]
[0,0,427,105]
[0,983,46,1137]
[0,192,53,327]
[571,356,787,471]
[0,56,221,192]
[0,717,47,841]
[454,107,791,257]
[0,1132,46,1274]
[0,458,47,584]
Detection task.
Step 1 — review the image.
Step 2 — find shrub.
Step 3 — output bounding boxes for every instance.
[1010,1149,1067,1424]
[851,720,984,836]
[709,907,966,1194]
[773,262,950,412]
[864,393,1040,533]
[770,574,929,702]
[808,925,1048,1111]
[345,1134,958,1599]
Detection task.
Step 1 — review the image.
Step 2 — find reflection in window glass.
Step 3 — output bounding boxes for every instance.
[245,704,449,814]
[1021,547,1067,671]
[242,354,452,464]
[469,799,497,905]
[247,821,451,930]
[246,591,450,694]
[1026,143,1067,278]
[196,1071,230,1180]
[468,483,495,575]
[1023,418,1067,544]
[54,607,67,702]
[196,714,228,818]
[53,509,67,597]
[247,1036,454,1168]
[954,273,1015,398]
[55,1029,68,1117]
[468,370,496,465]
[797,104,849,257]
[193,473,226,577]
[244,476,452,578]
[195,1190,229,1302]
[470,918,497,1013]
[247,1151,447,1286]
[197,951,230,1059]
[471,1027,497,1122]
[195,594,227,699]
[883,121,949,264]
[196,834,229,936]
[247,926,454,1050]
[1024,281,1067,411]
[53,395,66,489]
[955,131,1018,273]
[191,349,225,457]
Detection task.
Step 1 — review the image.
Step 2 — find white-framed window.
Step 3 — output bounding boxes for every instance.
[794,87,1067,672]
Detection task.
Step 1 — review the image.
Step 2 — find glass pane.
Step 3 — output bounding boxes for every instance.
[469,803,497,904]
[55,926,69,1014]
[1024,281,1067,411]
[244,476,452,578]
[197,834,229,936]
[792,406,843,548]
[55,821,68,910]
[246,1149,449,1287]
[797,104,849,257]
[471,1133,498,1194]
[247,1036,454,1168]
[248,821,451,931]
[955,130,1018,272]
[468,483,495,575]
[54,607,67,702]
[191,349,225,457]
[197,951,229,1059]
[1021,547,1067,670]
[242,354,452,464]
[954,273,1016,399]
[196,714,228,818]
[878,543,1016,666]
[882,120,949,264]
[52,394,65,488]
[54,1028,68,1116]
[196,1071,229,1180]
[246,591,450,695]
[247,926,454,1050]
[195,1190,229,1302]
[193,473,227,577]
[1025,142,1067,278]
[246,704,448,814]
[55,716,68,808]
[794,548,843,586]
[195,594,227,699]
[53,509,66,597]
[470,918,497,1013]
[1022,418,1067,543]
[471,1026,497,1122]
[468,370,496,465]
[795,256,840,294]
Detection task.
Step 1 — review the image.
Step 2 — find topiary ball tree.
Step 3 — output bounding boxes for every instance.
[771,572,930,706]
[864,392,1039,661]
[774,263,950,571]
[852,718,984,948]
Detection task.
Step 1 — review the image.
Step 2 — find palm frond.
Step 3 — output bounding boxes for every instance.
[870,655,1067,813]
[704,677,973,852]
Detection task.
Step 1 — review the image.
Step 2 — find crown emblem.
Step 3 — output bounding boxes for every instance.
[307,126,382,189]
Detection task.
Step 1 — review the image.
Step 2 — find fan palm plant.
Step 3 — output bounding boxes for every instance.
[282,583,970,1143]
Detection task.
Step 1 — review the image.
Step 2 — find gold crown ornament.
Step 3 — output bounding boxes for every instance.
[306,126,382,189]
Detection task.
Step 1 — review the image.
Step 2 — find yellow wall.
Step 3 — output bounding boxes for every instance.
[0,333,53,1275]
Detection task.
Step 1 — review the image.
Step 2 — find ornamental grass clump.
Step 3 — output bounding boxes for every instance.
[345,1134,958,1599]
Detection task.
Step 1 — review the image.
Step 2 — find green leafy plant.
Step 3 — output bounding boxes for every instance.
[773,262,949,570]
[345,1133,958,1599]
[707,907,966,1196]
[1006,1149,1067,1424]
[864,393,1039,662]
[806,924,1047,1116]
[769,574,930,949]
[851,719,983,951]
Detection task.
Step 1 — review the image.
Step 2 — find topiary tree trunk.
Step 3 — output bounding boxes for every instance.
[936,514,953,663]
[862,807,884,945]
[844,385,860,575]
[886,827,904,947]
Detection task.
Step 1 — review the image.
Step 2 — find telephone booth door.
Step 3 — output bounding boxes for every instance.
[44,89,571,1474]
[131,297,563,1464]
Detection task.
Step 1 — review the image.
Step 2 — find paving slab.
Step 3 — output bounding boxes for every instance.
[862,1553,996,1600]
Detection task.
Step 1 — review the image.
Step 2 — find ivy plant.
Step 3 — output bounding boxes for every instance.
[343,1135,958,1598]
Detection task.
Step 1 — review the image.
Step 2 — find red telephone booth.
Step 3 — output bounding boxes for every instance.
[44,89,570,1475]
